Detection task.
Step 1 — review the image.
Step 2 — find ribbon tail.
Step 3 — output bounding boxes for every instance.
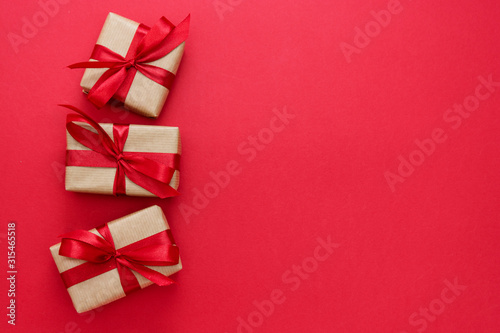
[124,155,175,184]
[120,259,176,287]
[124,165,179,198]
[121,243,180,265]
[113,163,127,196]
[135,64,176,90]
[68,61,127,69]
[116,262,142,295]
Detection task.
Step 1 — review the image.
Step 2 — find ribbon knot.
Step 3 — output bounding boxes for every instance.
[58,222,179,295]
[68,15,190,108]
[115,152,125,162]
[124,58,136,69]
[62,104,179,198]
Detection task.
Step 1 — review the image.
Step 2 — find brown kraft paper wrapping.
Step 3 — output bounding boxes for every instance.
[80,12,186,118]
[50,205,182,313]
[65,121,181,197]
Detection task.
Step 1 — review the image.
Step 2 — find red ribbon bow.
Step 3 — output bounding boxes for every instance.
[69,15,190,108]
[62,104,179,198]
[59,223,179,295]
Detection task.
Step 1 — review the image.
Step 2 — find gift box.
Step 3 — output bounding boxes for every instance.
[71,12,190,118]
[63,105,181,198]
[50,205,182,313]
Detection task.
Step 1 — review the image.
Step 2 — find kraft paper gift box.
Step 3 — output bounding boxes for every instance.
[75,12,189,118]
[50,205,182,313]
[64,106,181,198]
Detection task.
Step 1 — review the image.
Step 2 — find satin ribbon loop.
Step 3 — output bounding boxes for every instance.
[59,223,179,294]
[58,229,116,263]
[68,15,190,107]
[61,104,179,198]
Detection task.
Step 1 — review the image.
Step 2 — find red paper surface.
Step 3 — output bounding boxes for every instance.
[1,0,499,332]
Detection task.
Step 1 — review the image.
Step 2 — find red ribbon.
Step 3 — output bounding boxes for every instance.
[69,15,190,108]
[59,223,179,295]
[62,104,179,198]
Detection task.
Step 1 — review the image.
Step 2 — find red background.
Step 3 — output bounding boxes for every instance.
[1,0,499,332]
